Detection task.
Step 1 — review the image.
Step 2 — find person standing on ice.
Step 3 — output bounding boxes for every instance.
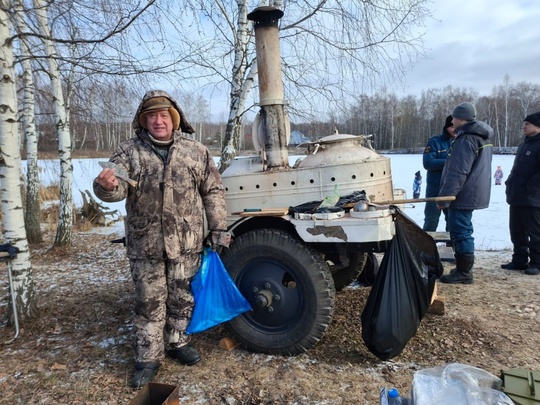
[502,112,540,276]
[494,166,504,185]
[412,171,422,199]
[437,102,494,285]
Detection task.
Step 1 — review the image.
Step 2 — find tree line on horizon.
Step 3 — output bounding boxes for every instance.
[34,76,540,154]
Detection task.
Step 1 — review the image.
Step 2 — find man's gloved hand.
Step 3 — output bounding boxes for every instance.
[204,230,232,254]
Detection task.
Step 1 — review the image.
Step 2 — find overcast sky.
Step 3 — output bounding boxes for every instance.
[396,0,540,97]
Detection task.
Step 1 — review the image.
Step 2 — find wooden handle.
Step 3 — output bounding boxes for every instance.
[372,196,456,205]
[231,208,289,217]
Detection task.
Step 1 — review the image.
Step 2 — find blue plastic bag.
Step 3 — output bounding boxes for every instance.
[186,248,252,334]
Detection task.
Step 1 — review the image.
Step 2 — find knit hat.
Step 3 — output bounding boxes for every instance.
[452,102,476,121]
[138,96,181,130]
[524,112,540,127]
[415,170,421,177]
[444,115,453,128]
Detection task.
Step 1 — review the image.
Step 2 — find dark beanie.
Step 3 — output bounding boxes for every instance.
[524,112,540,127]
[452,102,476,121]
[444,115,453,128]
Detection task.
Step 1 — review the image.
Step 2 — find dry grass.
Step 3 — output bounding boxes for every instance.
[0,232,538,404]
[39,184,60,203]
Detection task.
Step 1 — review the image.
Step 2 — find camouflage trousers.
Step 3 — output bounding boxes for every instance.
[129,253,201,364]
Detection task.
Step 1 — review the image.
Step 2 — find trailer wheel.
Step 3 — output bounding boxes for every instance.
[327,252,368,290]
[357,252,379,286]
[220,229,335,356]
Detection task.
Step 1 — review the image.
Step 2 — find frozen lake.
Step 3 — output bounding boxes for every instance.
[26,153,515,251]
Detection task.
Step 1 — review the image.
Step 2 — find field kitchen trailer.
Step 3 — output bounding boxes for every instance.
[218,6,428,356]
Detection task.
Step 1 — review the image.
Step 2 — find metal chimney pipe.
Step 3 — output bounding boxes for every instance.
[247,6,289,170]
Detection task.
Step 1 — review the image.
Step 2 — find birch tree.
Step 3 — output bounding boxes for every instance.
[14,0,42,243]
[154,0,431,170]
[33,0,74,247]
[0,3,38,322]
[20,0,157,246]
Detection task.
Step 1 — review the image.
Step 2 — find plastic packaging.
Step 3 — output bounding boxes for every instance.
[411,363,514,405]
[388,388,403,404]
[361,207,443,360]
[380,387,409,405]
[186,248,252,334]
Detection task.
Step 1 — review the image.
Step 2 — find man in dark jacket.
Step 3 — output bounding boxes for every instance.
[436,102,494,284]
[422,115,456,231]
[502,112,540,276]
[94,90,230,388]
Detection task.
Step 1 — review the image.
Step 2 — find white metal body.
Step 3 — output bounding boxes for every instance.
[222,135,396,236]
[290,208,394,243]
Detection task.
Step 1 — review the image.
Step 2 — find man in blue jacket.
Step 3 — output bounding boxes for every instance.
[437,102,494,284]
[502,112,540,276]
[422,115,456,231]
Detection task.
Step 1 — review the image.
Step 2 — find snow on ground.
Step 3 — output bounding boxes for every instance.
[385,154,514,251]
[25,153,515,251]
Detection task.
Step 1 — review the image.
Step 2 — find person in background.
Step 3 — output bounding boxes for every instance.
[436,102,494,284]
[413,171,422,199]
[93,90,230,388]
[422,115,456,231]
[494,166,504,185]
[502,112,540,276]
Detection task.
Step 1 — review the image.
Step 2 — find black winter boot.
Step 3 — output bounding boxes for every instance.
[128,362,160,389]
[440,254,474,284]
[167,344,201,366]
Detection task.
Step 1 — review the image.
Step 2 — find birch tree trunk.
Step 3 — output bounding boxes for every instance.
[34,0,74,246]
[0,7,38,322]
[218,0,255,172]
[14,0,42,243]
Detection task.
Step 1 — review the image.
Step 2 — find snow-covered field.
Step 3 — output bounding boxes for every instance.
[27,153,515,251]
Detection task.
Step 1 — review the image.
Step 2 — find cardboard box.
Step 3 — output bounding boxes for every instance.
[129,383,179,405]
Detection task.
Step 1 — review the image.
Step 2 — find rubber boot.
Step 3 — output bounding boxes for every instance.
[440,254,474,284]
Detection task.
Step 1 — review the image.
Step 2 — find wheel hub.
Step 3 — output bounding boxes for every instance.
[254,289,274,308]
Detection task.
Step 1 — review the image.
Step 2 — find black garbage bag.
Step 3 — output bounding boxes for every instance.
[361,206,443,360]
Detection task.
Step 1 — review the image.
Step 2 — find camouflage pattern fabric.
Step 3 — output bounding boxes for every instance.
[130,254,200,363]
[93,90,228,262]
[93,90,228,365]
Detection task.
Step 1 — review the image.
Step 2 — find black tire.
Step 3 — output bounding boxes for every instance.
[327,252,368,290]
[220,229,335,355]
[357,252,379,286]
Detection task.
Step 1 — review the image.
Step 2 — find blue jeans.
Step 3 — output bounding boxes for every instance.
[447,209,474,255]
[423,202,448,232]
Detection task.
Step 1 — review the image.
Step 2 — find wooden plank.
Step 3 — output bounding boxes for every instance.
[428,282,445,315]
[233,208,289,217]
[343,196,455,209]
[372,196,456,205]
[219,337,240,351]
[427,231,451,242]
[438,246,455,262]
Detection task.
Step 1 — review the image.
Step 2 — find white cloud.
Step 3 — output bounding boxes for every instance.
[397,0,540,96]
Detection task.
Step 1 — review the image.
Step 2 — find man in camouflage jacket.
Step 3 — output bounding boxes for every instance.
[94,90,230,388]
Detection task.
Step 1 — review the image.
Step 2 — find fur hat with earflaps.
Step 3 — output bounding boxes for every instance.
[138,96,181,130]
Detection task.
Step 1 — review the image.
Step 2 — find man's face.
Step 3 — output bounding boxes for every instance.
[146,109,173,140]
[523,121,540,137]
[452,117,467,129]
[447,125,457,138]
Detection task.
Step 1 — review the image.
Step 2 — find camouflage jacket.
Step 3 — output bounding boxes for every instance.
[93,91,227,262]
